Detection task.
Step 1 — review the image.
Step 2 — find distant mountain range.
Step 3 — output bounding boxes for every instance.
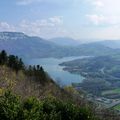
[49,37,120,49]
[96,40,120,49]
[0,32,119,58]
[49,37,81,46]
[0,32,59,58]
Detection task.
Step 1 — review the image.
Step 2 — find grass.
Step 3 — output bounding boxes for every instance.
[102,88,120,96]
[114,104,120,110]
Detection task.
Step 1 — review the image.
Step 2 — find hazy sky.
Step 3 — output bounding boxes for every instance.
[0,0,120,40]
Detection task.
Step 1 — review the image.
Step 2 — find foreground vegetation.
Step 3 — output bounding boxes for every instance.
[0,91,99,120]
[0,50,120,120]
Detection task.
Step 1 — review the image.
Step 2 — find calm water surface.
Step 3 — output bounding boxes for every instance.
[25,56,87,86]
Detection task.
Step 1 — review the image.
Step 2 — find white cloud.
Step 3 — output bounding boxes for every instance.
[17,0,79,6]
[86,0,120,26]
[18,16,67,38]
[92,1,104,7]
[49,16,63,25]
[91,0,120,14]
[17,0,42,5]
[0,16,70,38]
[0,22,15,31]
[17,0,70,5]
[86,14,106,25]
[85,0,120,40]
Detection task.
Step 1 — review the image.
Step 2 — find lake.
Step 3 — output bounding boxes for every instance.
[25,56,87,86]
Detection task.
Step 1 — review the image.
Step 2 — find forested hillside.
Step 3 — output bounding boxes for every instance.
[0,50,120,120]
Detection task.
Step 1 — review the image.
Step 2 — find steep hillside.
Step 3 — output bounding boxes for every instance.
[0,50,81,101]
[0,50,99,120]
[0,50,120,120]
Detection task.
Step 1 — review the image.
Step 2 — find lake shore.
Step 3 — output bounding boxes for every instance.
[24,56,88,86]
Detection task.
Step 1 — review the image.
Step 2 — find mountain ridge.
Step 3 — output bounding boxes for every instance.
[0,31,119,58]
[49,37,81,46]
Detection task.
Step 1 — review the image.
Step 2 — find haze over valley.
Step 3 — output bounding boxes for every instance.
[1,0,120,119]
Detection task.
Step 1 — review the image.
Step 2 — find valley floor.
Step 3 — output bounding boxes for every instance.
[60,56,120,112]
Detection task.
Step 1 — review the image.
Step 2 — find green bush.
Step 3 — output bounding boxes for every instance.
[0,91,98,120]
[0,91,21,120]
[42,97,97,120]
[19,97,44,120]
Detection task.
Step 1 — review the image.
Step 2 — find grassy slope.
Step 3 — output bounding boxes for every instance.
[102,89,120,96]
[0,65,89,106]
[114,104,120,110]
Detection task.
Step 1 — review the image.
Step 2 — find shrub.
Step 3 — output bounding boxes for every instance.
[0,91,98,120]
[0,91,21,120]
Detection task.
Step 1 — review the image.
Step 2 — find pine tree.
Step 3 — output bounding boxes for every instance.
[0,50,7,65]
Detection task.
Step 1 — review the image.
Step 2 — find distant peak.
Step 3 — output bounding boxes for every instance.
[0,31,27,36]
[0,31,28,40]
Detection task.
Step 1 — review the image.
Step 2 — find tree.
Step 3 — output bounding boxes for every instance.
[19,58,24,69]
[8,55,16,69]
[7,55,24,72]
[37,65,40,70]
[0,50,7,65]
